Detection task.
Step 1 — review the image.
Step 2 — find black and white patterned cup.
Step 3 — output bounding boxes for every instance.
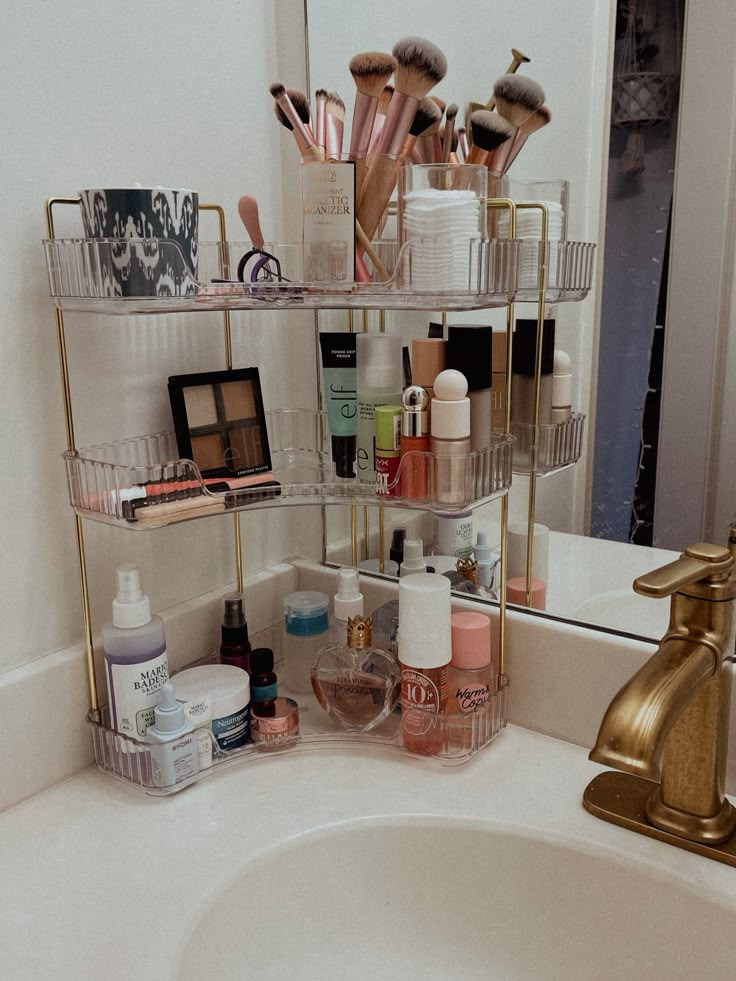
[78,187,199,297]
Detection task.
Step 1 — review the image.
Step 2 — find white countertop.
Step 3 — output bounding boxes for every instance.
[1,726,735,980]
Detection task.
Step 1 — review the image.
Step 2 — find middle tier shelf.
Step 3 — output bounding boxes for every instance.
[65,409,514,529]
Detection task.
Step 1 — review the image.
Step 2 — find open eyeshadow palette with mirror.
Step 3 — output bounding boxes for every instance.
[168,367,275,488]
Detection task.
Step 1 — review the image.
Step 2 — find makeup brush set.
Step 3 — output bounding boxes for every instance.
[266,36,553,289]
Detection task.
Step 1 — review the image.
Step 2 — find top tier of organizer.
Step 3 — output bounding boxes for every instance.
[43,238,596,314]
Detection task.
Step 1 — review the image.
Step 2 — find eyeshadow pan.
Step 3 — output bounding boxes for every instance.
[184,385,218,428]
[191,433,224,472]
[228,426,265,469]
[221,380,257,421]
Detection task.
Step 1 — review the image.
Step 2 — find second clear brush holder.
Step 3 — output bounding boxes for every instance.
[398,164,488,292]
[495,178,569,288]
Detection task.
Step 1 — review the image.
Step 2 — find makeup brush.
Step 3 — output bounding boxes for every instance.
[400,97,442,162]
[367,84,394,156]
[430,96,446,114]
[441,103,458,163]
[413,108,444,163]
[457,126,469,161]
[348,52,397,193]
[503,104,552,172]
[488,75,545,176]
[315,88,328,154]
[237,196,265,249]
[325,90,346,158]
[270,83,322,160]
[359,36,448,241]
[466,47,531,146]
[465,110,514,167]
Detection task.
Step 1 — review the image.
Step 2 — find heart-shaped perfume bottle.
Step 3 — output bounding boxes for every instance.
[311,615,400,732]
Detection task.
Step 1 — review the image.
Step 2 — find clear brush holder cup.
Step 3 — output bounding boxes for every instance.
[494,178,569,289]
[397,164,488,293]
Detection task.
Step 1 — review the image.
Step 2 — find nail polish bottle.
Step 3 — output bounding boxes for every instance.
[398,573,451,755]
[220,592,251,673]
[446,324,493,451]
[399,385,430,500]
[430,369,471,508]
[449,611,494,715]
[375,405,402,496]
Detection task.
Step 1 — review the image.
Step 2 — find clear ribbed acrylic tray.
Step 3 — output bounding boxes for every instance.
[64,409,514,528]
[43,238,519,313]
[511,413,586,475]
[88,674,510,796]
[42,238,594,313]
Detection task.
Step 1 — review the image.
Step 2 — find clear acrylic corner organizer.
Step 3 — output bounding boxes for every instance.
[88,667,510,796]
[511,413,586,476]
[64,409,514,527]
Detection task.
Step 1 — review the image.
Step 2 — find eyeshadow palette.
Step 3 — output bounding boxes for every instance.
[168,367,273,480]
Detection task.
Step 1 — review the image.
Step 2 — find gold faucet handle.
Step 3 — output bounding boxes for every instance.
[634,543,733,598]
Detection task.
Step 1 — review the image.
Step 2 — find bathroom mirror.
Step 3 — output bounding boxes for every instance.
[306,0,736,641]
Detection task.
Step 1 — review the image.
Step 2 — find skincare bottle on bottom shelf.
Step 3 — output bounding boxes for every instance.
[103,565,169,737]
[219,592,251,673]
[398,573,451,755]
[281,591,330,695]
[448,611,495,717]
[329,568,365,642]
[356,334,403,484]
[311,615,400,732]
[147,681,198,789]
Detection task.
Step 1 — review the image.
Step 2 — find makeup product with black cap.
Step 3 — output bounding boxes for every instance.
[446,324,493,451]
[511,318,556,425]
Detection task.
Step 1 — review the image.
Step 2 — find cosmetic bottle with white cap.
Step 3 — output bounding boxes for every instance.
[398,573,451,755]
[399,539,428,577]
[356,334,403,484]
[329,567,365,642]
[551,350,573,423]
[430,369,471,507]
[146,681,198,789]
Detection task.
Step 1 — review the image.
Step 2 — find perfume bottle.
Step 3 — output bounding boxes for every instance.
[311,615,400,732]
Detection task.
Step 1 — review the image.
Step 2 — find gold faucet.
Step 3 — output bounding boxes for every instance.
[583,542,736,867]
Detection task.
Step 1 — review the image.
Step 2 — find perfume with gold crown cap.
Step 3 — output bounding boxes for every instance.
[310,615,400,732]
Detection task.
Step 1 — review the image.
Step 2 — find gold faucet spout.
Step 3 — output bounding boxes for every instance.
[589,637,716,781]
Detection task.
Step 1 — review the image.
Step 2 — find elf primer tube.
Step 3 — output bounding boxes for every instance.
[319,332,358,479]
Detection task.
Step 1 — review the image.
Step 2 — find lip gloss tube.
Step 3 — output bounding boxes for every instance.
[375,405,402,496]
[399,385,430,500]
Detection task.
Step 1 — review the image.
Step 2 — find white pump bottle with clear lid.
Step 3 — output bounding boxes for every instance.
[102,564,169,737]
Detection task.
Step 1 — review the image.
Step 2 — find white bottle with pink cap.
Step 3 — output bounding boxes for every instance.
[448,611,495,715]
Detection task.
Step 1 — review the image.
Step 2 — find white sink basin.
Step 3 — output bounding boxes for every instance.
[180,817,734,981]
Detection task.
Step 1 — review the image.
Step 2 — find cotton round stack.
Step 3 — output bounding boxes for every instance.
[498,201,564,287]
[402,188,481,291]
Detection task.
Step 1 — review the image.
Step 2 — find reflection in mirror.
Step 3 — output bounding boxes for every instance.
[306,0,736,642]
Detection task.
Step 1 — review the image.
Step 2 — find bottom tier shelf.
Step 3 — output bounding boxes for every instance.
[89,675,509,796]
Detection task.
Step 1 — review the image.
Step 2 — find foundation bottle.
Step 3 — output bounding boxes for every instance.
[399,384,430,500]
[398,573,451,755]
[511,318,556,426]
[448,611,494,715]
[446,324,493,452]
[491,331,507,432]
[430,369,471,507]
[411,338,446,400]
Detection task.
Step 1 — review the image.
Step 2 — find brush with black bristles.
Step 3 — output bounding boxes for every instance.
[488,74,545,176]
[399,96,442,162]
[413,97,446,163]
[441,103,458,163]
[466,47,531,147]
[359,36,447,240]
[314,88,328,154]
[269,83,322,160]
[348,52,396,194]
[325,90,346,158]
[367,84,394,156]
[465,110,514,167]
[503,104,552,173]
